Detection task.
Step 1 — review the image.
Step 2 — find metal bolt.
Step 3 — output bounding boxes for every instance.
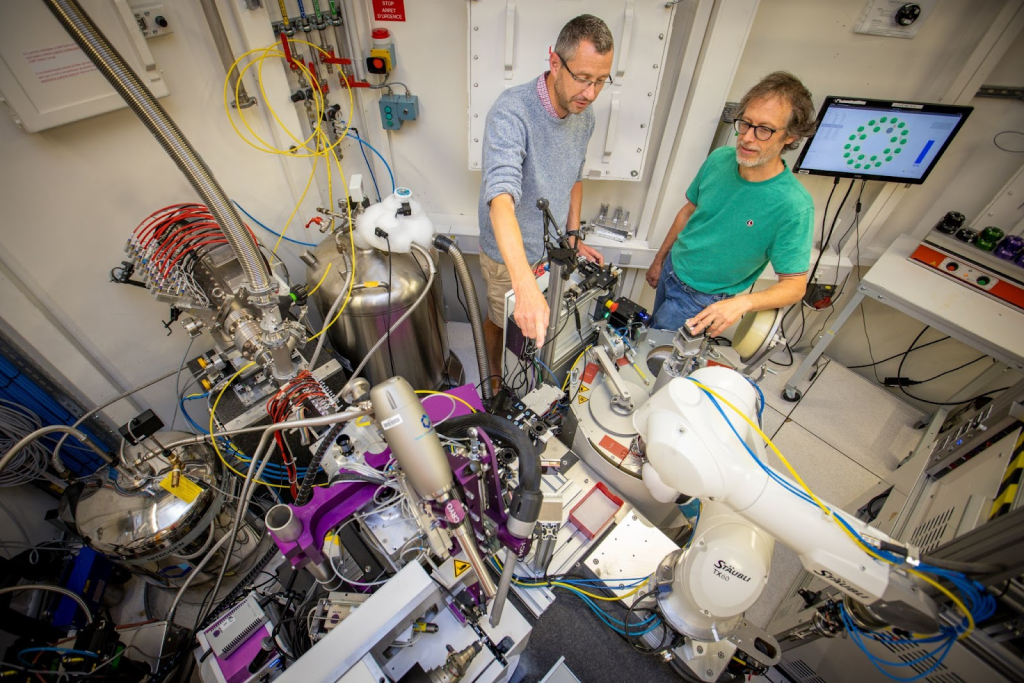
[632,514,637,520]
[640,123,646,129]
[696,645,703,654]
[718,651,725,659]
[631,170,639,177]
[474,113,479,118]
[653,63,658,69]
[637,148,642,153]
[364,566,371,572]
[706,670,714,677]
[474,26,479,30]
[860,565,866,571]
[474,55,478,60]
[144,10,150,15]
[474,83,479,87]
[659,33,665,39]
[474,138,479,142]
[593,558,599,565]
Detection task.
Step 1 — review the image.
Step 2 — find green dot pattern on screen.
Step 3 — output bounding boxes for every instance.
[839,116,909,172]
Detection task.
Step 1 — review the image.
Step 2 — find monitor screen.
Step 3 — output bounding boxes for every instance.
[792,97,972,184]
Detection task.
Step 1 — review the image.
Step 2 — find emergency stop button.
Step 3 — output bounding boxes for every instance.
[945,262,959,272]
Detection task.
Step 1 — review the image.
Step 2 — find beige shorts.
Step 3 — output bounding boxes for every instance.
[479,251,514,326]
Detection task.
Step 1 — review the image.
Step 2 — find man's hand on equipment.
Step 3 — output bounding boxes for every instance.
[513,279,551,348]
[646,257,663,289]
[687,296,752,337]
[575,238,604,265]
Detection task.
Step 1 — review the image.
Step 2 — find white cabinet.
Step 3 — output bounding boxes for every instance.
[467,0,678,181]
[0,0,169,133]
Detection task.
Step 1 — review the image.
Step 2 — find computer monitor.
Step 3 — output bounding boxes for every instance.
[792,97,972,184]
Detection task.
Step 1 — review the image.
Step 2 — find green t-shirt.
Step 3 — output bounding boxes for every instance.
[670,146,814,295]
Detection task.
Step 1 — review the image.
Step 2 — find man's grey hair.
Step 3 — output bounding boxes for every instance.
[554,15,614,61]
[736,72,816,151]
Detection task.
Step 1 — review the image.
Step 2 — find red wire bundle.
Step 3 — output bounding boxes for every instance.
[129,204,259,280]
[265,371,332,498]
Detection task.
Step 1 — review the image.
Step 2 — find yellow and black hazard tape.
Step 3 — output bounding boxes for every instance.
[990,426,1024,520]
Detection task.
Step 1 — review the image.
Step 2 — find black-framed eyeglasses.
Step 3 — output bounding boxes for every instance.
[556,53,613,90]
[733,118,779,141]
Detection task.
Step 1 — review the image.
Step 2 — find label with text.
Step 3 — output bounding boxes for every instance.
[372,0,406,21]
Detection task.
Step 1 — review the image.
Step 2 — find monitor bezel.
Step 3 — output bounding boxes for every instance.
[792,96,973,185]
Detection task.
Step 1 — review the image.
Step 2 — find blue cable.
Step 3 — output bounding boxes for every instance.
[534,359,558,384]
[356,136,382,201]
[839,605,957,682]
[231,200,319,247]
[346,133,395,194]
[178,398,315,482]
[18,648,98,667]
[743,375,765,423]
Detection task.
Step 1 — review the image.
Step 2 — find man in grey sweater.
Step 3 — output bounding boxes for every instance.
[478,15,612,388]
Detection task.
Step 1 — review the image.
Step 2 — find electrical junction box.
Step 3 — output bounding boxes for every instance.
[468,0,680,180]
[0,0,170,133]
[379,93,418,130]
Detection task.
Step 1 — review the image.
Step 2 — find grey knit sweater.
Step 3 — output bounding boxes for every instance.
[478,75,595,265]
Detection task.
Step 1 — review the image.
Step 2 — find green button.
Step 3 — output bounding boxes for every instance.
[384,106,392,113]
[977,276,990,286]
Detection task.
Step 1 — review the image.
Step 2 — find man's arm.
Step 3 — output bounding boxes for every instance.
[490,193,552,347]
[687,273,806,337]
[646,202,696,288]
[567,181,603,264]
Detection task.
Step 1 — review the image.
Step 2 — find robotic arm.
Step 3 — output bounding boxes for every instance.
[633,367,939,643]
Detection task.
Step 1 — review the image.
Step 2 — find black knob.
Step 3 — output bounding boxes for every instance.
[154,15,168,28]
[895,3,921,26]
[536,198,549,210]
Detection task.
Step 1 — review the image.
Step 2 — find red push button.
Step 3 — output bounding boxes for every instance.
[946,262,959,272]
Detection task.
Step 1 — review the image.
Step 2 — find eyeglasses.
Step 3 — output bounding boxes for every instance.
[556,53,613,90]
[733,118,780,141]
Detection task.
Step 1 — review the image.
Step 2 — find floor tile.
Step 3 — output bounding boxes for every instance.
[760,351,829,417]
[762,405,787,441]
[765,422,882,509]
[790,362,925,479]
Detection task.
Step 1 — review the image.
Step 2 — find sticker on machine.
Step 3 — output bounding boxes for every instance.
[380,415,403,430]
[453,559,471,578]
[159,475,202,503]
[598,435,630,462]
[581,363,599,384]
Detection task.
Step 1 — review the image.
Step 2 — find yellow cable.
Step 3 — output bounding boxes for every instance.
[416,390,477,414]
[631,362,649,383]
[208,362,284,487]
[687,378,975,638]
[306,262,332,297]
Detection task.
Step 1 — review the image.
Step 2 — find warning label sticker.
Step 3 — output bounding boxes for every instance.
[159,475,202,503]
[372,0,406,21]
[581,363,599,384]
[454,559,471,578]
[578,395,589,405]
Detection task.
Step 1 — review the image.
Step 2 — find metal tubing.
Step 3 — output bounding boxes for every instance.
[0,585,93,625]
[198,0,256,109]
[43,0,273,300]
[0,426,111,474]
[451,522,497,599]
[540,259,568,369]
[433,236,492,401]
[489,548,517,626]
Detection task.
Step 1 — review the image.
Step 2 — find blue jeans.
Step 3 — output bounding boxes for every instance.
[650,258,729,331]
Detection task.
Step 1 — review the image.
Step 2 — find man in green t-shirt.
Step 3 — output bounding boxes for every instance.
[648,72,817,337]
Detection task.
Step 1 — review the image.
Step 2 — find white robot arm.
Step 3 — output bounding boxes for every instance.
[633,367,939,643]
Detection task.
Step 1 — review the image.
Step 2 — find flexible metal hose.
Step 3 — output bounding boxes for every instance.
[0,584,93,624]
[43,0,272,300]
[294,423,344,506]
[432,236,492,401]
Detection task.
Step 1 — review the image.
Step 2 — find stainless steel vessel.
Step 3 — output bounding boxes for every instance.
[63,433,258,587]
[307,234,460,389]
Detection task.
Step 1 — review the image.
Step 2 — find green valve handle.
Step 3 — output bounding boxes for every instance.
[976,226,1004,252]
